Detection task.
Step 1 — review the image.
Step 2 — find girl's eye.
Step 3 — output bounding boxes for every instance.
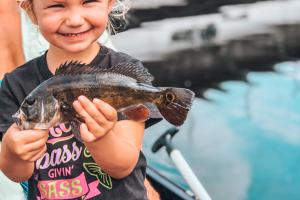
[83,0,96,4]
[47,4,64,8]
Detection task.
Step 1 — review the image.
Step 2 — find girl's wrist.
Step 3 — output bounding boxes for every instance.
[1,145,20,164]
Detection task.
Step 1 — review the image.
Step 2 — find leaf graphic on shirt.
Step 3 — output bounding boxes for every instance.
[83,163,112,189]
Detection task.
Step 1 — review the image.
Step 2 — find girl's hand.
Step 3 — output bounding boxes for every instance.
[1,123,48,162]
[73,95,117,143]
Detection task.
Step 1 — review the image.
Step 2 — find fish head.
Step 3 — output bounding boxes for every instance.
[13,94,61,130]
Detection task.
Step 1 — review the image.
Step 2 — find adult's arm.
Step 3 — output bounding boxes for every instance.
[0,0,25,79]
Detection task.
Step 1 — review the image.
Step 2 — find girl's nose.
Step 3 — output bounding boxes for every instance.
[65,9,85,27]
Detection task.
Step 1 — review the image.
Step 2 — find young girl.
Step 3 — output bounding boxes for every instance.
[0,0,161,199]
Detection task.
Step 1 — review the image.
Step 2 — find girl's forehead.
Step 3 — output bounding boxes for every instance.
[17,0,61,4]
[42,0,107,2]
[18,0,110,5]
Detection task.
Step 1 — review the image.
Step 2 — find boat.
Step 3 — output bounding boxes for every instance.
[146,166,196,200]
[112,0,300,97]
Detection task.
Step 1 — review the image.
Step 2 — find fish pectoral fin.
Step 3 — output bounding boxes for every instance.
[70,120,83,142]
[118,104,150,122]
[59,102,85,142]
[61,102,84,122]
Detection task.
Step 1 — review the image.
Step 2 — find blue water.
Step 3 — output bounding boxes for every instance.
[143,62,300,200]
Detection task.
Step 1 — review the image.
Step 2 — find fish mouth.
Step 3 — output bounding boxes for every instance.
[12,109,27,128]
[12,110,54,130]
[12,106,62,130]
[12,110,44,130]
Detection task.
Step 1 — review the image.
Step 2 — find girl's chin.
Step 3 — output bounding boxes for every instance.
[52,42,98,54]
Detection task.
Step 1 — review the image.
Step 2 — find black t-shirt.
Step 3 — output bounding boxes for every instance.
[0,46,161,200]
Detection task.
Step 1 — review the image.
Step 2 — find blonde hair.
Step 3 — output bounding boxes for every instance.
[108,0,131,34]
[18,0,131,35]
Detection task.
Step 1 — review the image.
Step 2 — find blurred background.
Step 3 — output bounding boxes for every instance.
[110,0,300,199]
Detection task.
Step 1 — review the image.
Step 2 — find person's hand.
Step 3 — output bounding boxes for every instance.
[1,123,48,162]
[73,96,117,143]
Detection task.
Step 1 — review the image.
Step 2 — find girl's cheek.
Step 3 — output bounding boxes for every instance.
[39,16,62,29]
[87,8,109,21]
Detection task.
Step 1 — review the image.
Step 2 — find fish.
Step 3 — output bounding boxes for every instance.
[13,61,195,139]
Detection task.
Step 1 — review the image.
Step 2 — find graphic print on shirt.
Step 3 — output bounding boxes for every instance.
[83,148,113,190]
[34,123,112,200]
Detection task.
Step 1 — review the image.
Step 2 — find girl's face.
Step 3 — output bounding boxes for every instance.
[29,0,114,53]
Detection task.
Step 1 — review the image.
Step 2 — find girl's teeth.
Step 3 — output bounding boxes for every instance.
[64,33,81,37]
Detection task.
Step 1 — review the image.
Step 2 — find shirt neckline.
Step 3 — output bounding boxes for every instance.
[38,45,109,81]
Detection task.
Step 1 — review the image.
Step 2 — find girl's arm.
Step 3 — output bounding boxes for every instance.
[84,121,144,179]
[0,124,48,182]
[73,96,145,179]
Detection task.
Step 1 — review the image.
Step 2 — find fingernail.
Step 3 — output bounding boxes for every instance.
[93,98,101,103]
[81,123,87,130]
[78,96,83,101]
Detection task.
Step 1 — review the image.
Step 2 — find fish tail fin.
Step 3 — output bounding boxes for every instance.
[157,88,195,126]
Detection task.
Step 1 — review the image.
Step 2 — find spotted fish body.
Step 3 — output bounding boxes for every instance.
[13,62,195,132]
[52,73,161,112]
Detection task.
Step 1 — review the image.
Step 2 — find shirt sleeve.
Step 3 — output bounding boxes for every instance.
[0,75,21,140]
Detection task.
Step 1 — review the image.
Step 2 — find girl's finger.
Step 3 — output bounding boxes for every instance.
[28,145,47,162]
[78,96,107,126]
[21,148,42,161]
[20,129,49,144]
[20,144,46,161]
[8,123,48,144]
[73,100,105,136]
[93,98,117,122]
[23,134,49,152]
[80,123,98,143]
[9,123,21,131]
[73,99,92,121]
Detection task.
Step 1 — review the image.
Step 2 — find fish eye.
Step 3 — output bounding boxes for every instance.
[166,92,175,102]
[26,97,36,106]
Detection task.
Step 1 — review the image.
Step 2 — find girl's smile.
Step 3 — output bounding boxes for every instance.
[58,28,93,41]
[28,0,114,55]
[59,29,91,37]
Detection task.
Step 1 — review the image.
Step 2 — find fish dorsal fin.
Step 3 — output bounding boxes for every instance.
[107,63,154,83]
[55,61,87,75]
[55,61,154,83]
